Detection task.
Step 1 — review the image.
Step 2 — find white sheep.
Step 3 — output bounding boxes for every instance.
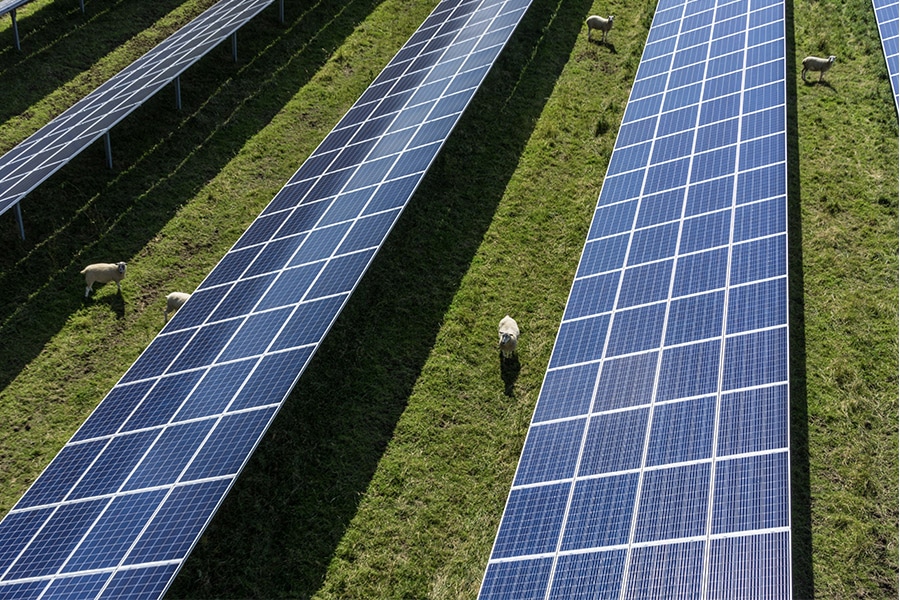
[164,292,191,322]
[498,315,520,359]
[586,15,614,43]
[80,262,126,298]
[801,55,835,82]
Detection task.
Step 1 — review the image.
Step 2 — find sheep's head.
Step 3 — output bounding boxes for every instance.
[500,333,514,346]
[116,262,127,274]
[828,55,836,64]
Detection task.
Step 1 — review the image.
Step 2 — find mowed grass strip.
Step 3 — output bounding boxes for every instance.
[0,0,896,598]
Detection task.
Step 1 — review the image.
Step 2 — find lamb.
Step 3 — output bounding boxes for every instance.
[586,15,614,43]
[164,292,191,323]
[80,262,126,298]
[498,315,520,359]
[801,55,835,82]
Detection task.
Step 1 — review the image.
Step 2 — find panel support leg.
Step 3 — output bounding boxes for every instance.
[104,132,112,169]
[79,0,84,13]
[279,0,284,24]
[15,203,24,240]
[11,9,20,52]
[175,75,182,110]
[231,31,237,62]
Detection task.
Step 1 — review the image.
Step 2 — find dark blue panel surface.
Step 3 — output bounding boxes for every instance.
[560,474,639,550]
[548,550,625,600]
[564,272,619,320]
[622,542,704,599]
[645,395,716,465]
[578,408,648,476]
[480,558,553,600]
[712,452,789,533]
[491,483,569,559]
[717,384,788,455]
[593,351,658,411]
[533,363,599,422]
[69,430,159,500]
[7,499,109,579]
[63,490,168,571]
[514,419,585,485]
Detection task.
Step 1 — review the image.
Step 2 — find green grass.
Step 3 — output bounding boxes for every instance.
[0,0,896,597]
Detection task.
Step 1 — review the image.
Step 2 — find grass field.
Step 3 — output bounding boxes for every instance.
[0,0,896,597]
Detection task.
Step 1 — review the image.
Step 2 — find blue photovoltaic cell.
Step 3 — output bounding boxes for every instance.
[874,0,900,113]
[0,1,534,597]
[480,0,791,595]
[0,0,276,223]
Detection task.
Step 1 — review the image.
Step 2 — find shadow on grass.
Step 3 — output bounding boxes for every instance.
[0,0,385,393]
[785,0,815,594]
[500,354,521,397]
[0,0,202,127]
[165,0,592,596]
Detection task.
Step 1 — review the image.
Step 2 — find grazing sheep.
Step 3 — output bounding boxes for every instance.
[586,15,614,43]
[164,292,191,323]
[801,55,835,82]
[80,262,126,298]
[498,315,520,359]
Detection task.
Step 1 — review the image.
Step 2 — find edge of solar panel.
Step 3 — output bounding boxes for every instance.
[0,0,275,220]
[478,0,792,596]
[0,1,534,598]
[873,0,900,115]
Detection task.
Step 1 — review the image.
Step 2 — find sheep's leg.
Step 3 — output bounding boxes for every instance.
[84,286,91,298]
[116,281,122,293]
[801,68,807,82]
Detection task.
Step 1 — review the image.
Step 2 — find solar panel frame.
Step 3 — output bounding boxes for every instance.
[873,0,900,113]
[0,0,275,221]
[0,0,534,598]
[479,0,792,596]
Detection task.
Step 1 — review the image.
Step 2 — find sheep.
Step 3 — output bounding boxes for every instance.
[498,315,520,359]
[801,55,835,82]
[80,262,126,298]
[586,15,614,43]
[164,292,191,323]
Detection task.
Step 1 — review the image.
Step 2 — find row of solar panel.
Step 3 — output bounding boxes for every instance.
[522,379,787,470]
[0,0,537,597]
[479,0,792,594]
[481,530,791,598]
[873,0,900,112]
[0,0,277,245]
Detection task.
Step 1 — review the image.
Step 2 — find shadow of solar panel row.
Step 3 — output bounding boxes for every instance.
[0,0,275,222]
[874,0,900,113]
[479,0,792,597]
[0,0,532,598]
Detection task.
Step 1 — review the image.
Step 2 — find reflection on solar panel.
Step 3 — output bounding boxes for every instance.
[0,0,532,597]
[0,0,276,239]
[0,0,83,51]
[874,0,900,113]
[479,0,792,597]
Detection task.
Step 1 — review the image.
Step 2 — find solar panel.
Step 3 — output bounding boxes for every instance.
[0,0,532,597]
[874,0,900,113]
[1,0,84,51]
[479,0,791,596]
[0,0,276,238]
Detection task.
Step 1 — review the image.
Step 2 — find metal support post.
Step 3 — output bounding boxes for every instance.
[231,31,237,62]
[175,75,182,110]
[15,203,24,240]
[104,131,112,169]
[11,10,20,51]
[279,0,284,24]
